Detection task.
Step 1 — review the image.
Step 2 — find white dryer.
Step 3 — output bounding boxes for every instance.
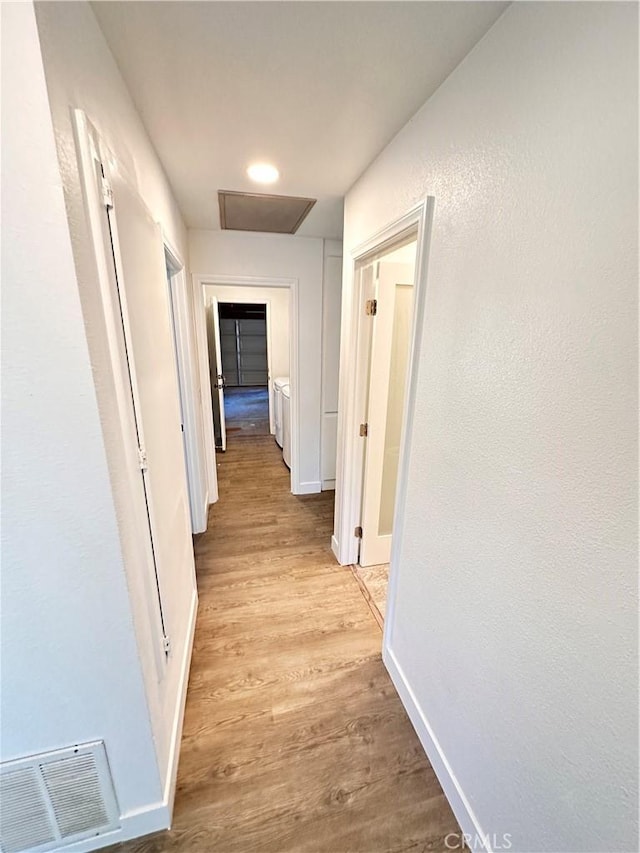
[282,382,292,470]
[273,376,289,448]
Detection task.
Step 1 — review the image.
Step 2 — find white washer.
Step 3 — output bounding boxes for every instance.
[273,376,289,448]
[282,383,292,470]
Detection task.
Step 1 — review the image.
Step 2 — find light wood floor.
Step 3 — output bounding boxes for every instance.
[109,436,459,853]
[350,563,390,630]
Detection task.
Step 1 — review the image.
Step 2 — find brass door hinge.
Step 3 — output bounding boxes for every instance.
[354,526,363,538]
[359,423,368,437]
[365,298,377,316]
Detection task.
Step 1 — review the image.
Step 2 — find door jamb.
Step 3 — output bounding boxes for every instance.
[164,239,208,534]
[333,199,435,574]
[192,274,299,495]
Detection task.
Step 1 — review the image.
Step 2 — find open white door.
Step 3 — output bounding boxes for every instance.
[360,260,415,567]
[206,296,227,452]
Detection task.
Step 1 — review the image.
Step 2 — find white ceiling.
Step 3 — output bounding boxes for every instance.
[93,1,508,239]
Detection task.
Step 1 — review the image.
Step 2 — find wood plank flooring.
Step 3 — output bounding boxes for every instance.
[109,436,459,853]
[350,563,390,630]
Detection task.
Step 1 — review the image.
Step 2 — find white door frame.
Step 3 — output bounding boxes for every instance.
[192,277,218,503]
[207,295,227,452]
[211,294,275,434]
[72,109,168,681]
[333,198,435,567]
[192,274,299,494]
[165,239,209,533]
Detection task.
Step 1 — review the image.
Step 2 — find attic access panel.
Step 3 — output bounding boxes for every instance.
[218,190,316,234]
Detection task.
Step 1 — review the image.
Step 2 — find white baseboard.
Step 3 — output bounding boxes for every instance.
[202,489,209,528]
[321,479,336,491]
[164,586,198,816]
[58,588,198,853]
[193,491,208,534]
[331,534,340,562]
[59,801,170,853]
[294,480,322,495]
[382,644,490,853]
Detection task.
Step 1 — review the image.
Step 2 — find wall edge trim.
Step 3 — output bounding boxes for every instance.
[163,585,198,815]
[295,480,322,495]
[382,644,492,853]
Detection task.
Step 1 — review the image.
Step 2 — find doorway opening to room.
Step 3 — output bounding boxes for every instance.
[333,199,434,629]
[193,276,296,493]
[350,235,417,624]
[216,302,271,441]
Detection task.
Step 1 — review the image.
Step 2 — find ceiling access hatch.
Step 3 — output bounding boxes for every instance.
[218,190,316,234]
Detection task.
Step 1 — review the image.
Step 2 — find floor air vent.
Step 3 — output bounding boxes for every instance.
[0,742,119,853]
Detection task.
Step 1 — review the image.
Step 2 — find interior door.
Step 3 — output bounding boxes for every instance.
[106,166,194,650]
[206,296,227,451]
[360,260,415,567]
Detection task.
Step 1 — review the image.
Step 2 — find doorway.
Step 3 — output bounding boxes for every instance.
[194,276,296,490]
[359,239,417,568]
[217,302,270,440]
[348,237,417,622]
[333,199,434,626]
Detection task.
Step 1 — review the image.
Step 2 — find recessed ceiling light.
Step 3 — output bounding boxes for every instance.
[247,163,279,184]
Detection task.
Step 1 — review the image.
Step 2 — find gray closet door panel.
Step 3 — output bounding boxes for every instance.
[240,352,268,371]
[240,370,268,385]
[219,318,236,335]
[239,336,267,355]
[238,319,265,336]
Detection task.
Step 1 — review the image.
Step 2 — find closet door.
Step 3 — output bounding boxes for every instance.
[107,166,194,648]
[238,317,268,385]
[219,318,239,386]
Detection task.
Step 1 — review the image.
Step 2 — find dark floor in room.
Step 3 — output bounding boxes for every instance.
[224,386,270,437]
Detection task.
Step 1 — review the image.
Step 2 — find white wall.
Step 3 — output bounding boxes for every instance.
[340,3,638,851]
[190,230,325,492]
[204,283,291,421]
[1,0,164,839]
[30,0,200,836]
[321,240,343,489]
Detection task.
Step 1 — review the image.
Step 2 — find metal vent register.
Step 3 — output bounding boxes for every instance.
[0,742,119,853]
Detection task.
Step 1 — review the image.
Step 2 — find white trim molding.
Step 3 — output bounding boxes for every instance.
[163,587,198,816]
[191,274,218,505]
[296,480,322,495]
[383,646,491,853]
[165,243,208,534]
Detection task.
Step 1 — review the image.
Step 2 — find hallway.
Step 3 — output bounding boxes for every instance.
[111,436,459,852]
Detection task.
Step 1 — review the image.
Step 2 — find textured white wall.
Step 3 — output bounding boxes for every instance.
[343,3,638,850]
[190,230,324,491]
[1,0,161,820]
[34,0,198,814]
